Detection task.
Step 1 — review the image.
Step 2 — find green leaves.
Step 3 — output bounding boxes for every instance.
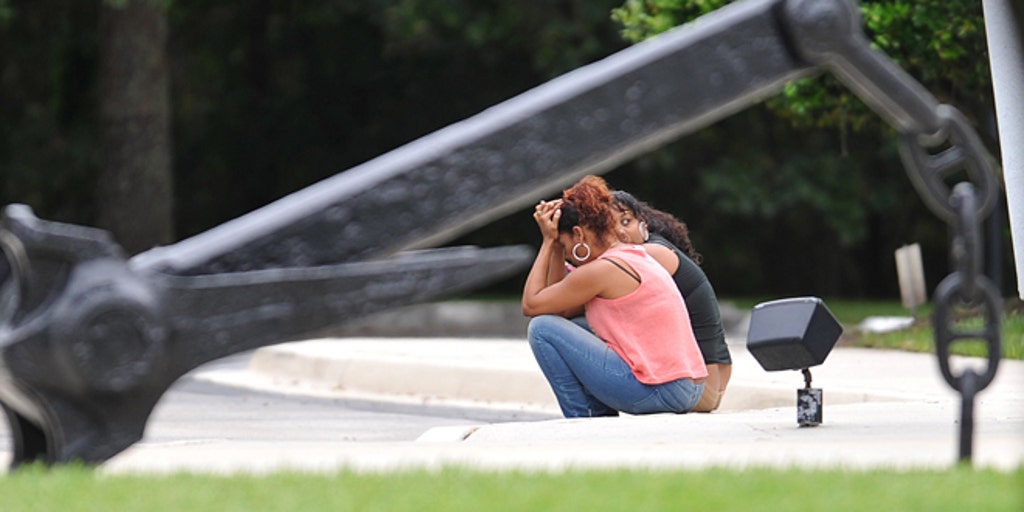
[612,0,728,42]
[613,0,992,133]
[601,0,1003,296]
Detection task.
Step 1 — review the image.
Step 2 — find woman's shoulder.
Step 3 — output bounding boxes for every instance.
[635,241,677,275]
[603,244,653,263]
[648,233,683,253]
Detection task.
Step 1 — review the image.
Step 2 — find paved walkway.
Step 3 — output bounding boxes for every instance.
[103,333,1022,474]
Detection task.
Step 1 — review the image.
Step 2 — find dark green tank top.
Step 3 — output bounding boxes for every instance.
[649,233,731,364]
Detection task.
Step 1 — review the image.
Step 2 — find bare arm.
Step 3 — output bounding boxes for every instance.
[546,239,568,286]
[523,255,605,317]
[522,202,596,318]
[644,242,680,275]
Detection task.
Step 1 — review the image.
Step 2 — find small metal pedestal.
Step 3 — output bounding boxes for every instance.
[797,368,823,427]
[746,297,842,427]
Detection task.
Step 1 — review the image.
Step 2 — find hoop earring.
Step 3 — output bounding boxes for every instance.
[572,242,591,262]
[639,222,650,242]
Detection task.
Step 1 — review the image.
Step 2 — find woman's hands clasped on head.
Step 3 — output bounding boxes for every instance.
[533,199,563,242]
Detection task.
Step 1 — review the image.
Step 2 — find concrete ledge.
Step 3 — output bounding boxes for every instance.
[231,337,922,414]
[247,339,558,411]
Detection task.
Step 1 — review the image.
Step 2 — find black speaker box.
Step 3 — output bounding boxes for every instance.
[746,297,843,371]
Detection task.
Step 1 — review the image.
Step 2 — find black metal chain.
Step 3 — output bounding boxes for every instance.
[899,108,1003,464]
[784,0,1006,466]
[781,0,1005,463]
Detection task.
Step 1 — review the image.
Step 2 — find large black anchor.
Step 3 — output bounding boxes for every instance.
[0,0,1003,467]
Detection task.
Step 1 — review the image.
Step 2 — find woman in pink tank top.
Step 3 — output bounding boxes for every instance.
[522,175,707,418]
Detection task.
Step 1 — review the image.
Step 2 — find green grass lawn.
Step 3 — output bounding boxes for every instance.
[850,308,1024,360]
[2,465,1021,511]
[725,297,932,325]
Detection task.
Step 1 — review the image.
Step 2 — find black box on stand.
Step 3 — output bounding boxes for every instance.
[746,297,843,372]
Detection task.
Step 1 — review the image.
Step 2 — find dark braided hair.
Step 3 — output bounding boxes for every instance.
[612,190,703,265]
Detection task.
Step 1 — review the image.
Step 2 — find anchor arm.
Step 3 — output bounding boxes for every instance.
[159,245,532,373]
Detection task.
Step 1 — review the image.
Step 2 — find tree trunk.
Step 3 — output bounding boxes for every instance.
[96,0,174,254]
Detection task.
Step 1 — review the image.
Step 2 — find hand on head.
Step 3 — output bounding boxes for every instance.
[533,199,563,241]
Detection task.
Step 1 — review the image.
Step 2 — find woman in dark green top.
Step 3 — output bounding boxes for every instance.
[612,191,732,412]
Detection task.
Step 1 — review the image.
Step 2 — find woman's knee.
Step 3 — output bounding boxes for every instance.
[527,315,570,346]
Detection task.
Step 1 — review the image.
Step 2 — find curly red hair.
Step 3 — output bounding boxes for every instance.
[558,175,614,237]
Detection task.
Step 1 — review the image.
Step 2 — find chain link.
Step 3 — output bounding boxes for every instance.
[899,105,1002,224]
[932,182,1003,392]
[899,106,1003,463]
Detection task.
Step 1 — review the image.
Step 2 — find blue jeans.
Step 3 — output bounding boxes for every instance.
[527,315,704,418]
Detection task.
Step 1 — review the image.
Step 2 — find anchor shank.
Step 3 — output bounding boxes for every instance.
[131,0,813,277]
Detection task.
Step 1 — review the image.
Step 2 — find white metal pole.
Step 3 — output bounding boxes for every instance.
[982,0,1024,299]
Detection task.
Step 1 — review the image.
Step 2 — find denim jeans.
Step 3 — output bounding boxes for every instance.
[527,315,704,418]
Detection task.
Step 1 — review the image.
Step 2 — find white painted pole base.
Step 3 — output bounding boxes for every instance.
[983,0,1024,299]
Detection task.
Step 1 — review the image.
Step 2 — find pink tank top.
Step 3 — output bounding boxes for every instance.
[586,245,708,384]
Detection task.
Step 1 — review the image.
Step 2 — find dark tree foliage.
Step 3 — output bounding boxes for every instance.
[0,1,99,224]
[167,0,626,239]
[605,0,1009,297]
[0,0,1011,298]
